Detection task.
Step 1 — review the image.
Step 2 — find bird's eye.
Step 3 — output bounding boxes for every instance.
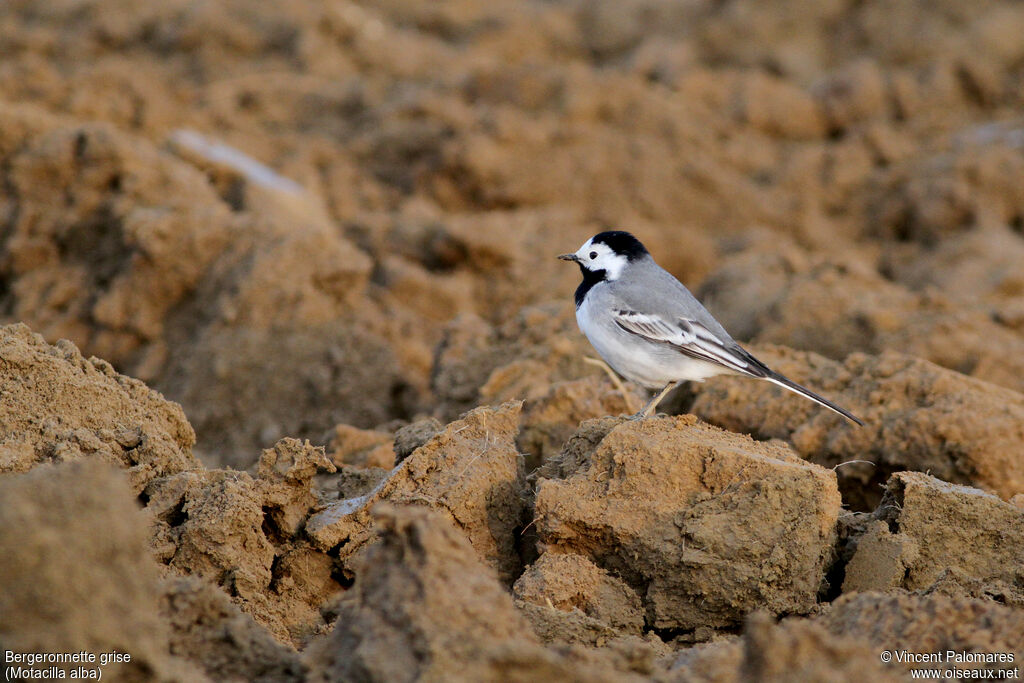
[589,251,597,260]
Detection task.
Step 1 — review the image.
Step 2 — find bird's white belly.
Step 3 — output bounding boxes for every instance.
[576,296,728,389]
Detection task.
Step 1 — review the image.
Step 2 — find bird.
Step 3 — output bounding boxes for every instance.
[558,230,864,424]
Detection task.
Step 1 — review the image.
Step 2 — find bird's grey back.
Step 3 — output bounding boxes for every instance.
[604,256,737,343]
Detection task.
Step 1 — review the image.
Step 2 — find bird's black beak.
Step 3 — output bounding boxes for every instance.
[558,253,579,262]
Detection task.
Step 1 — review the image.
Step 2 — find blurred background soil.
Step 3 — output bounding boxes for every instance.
[1,1,1023,681]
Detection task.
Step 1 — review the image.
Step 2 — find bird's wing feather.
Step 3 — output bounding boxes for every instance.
[612,309,765,376]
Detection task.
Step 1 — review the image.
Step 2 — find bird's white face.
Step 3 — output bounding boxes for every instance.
[570,238,629,280]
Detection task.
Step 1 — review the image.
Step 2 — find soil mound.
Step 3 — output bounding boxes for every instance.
[842,471,1024,600]
[0,461,200,681]
[306,401,526,583]
[535,416,841,629]
[0,323,197,491]
[690,346,1024,507]
[306,504,620,683]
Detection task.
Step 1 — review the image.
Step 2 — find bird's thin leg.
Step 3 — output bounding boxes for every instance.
[583,356,639,414]
[632,381,677,420]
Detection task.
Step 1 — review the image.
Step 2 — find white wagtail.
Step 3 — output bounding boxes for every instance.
[559,231,863,424]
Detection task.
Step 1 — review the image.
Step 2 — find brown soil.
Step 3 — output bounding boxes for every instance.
[0,461,202,682]
[842,471,1024,600]
[3,1,1024,680]
[535,416,841,630]
[0,323,197,491]
[689,346,1024,508]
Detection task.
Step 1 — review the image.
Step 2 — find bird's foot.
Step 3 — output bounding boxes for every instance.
[628,381,677,421]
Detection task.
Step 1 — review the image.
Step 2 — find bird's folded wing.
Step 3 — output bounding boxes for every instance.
[612,309,759,376]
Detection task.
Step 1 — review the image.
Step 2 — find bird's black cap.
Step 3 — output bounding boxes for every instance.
[591,231,649,261]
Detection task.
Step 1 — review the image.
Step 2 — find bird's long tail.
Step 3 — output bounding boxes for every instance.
[763,373,864,426]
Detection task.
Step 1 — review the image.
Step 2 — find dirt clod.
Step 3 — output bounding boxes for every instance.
[306,504,601,682]
[0,323,198,491]
[843,472,1024,599]
[306,402,526,583]
[514,552,645,635]
[691,347,1024,507]
[535,415,841,629]
[0,462,199,681]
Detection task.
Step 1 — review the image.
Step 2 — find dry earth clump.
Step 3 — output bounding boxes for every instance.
[160,576,306,683]
[0,322,197,491]
[842,471,1024,601]
[144,438,340,646]
[306,401,527,583]
[822,592,1024,678]
[514,552,645,635]
[0,461,201,682]
[306,504,630,683]
[535,415,842,629]
[690,346,1024,508]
